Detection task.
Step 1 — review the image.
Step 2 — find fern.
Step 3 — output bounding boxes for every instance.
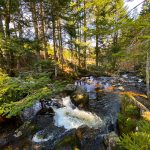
[119,132,150,150]
[0,70,68,118]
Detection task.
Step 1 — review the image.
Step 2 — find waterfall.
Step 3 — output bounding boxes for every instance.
[53,96,103,130]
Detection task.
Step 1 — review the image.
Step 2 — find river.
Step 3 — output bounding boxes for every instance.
[0,73,146,149]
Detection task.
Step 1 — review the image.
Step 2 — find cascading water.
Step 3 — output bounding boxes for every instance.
[53,96,104,130]
[2,74,145,149]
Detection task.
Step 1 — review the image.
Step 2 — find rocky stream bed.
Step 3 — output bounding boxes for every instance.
[0,73,146,150]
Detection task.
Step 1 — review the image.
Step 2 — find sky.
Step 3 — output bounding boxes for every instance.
[125,0,144,13]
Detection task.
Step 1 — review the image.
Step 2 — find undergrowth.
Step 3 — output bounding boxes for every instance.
[118,96,150,150]
[0,69,68,118]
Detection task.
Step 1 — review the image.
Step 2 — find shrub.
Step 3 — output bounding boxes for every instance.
[0,69,67,118]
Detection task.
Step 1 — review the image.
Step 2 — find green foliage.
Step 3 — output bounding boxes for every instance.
[0,73,50,104]
[34,59,55,72]
[118,113,138,134]
[118,96,150,150]
[119,132,150,150]
[124,104,140,117]
[87,65,106,76]
[0,69,67,118]
[0,87,51,118]
[118,97,140,134]
[119,120,150,150]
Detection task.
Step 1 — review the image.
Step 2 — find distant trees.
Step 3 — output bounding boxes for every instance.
[0,0,127,73]
[0,0,149,80]
[116,0,150,98]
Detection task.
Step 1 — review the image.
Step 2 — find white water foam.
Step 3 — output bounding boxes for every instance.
[53,96,103,130]
[32,131,53,143]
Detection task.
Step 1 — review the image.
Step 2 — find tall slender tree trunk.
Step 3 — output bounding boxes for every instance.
[0,14,4,35]
[39,0,48,59]
[146,51,150,100]
[70,36,73,63]
[52,17,58,78]
[77,24,81,67]
[77,0,81,68]
[5,0,15,76]
[95,16,99,67]
[83,0,87,69]
[58,19,64,69]
[0,14,5,68]
[30,1,40,60]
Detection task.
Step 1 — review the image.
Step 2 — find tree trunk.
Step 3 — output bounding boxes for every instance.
[0,14,4,35]
[146,51,150,100]
[95,16,99,67]
[39,0,48,59]
[70,36,73,63]
[52,17,58,78]
[30,1,40,60]
[77,0,81,68]
[83,0,87,69]
[5,0,15,76]
[0,14,5,68]
[58,19,64,69]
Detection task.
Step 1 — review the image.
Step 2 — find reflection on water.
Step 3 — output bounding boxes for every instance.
[75,74,144,100]
[75,76,112,99]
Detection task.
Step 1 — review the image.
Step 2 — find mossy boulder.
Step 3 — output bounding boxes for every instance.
[71,86,89,108]
[64,84,77,95]
[104,132,119,150]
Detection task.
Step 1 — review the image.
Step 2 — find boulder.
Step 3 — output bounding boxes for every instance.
[21,101,41,121]
[71,86,89,108]
[75,126,106,150]
[13,121,33,138]
[64,84,77,95]
[104,132,119,150]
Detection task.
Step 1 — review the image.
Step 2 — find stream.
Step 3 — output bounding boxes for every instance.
[0,73,146,150]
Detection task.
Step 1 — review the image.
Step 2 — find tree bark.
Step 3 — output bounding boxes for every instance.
[146,51,150,100]
[95,16,99,67]
[0,14,5,68]
[58,19,64,69]
[52,15,58,78]
[83,0,87,69]
[0,14,4,35]
[39,0,48,59]
[30,1,40,60]
[77,0,81,68]
[5,0,15,76]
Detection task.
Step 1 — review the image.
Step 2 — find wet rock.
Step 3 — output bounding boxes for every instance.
[32,129,54,143]
[104,132,119,150]
[13,121,35,138]
[31,126,67,149]
[36,107,54,116]
[0,117,22,148]
[14,131,22,138]
[54,129,77,150]
[21,102,41,121]
[75,126,106,150]
[0,135,13,148]
[64,84,77,95]
[71,86,89,108]
[32,115,54,129]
